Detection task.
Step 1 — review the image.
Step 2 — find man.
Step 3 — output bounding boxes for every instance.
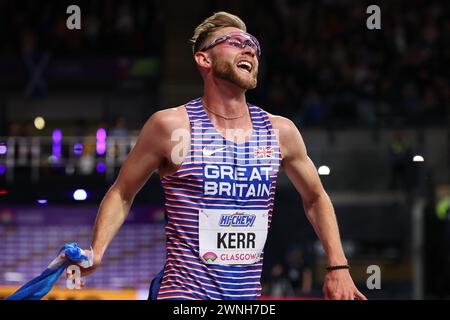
[65,11,366,300]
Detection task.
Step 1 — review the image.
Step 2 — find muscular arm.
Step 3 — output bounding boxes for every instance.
[91,108,187,262]
[271,116,366,300]
[272,116,346,266]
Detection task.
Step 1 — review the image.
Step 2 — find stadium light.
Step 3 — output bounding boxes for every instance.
[96,162,106,173]
[73,189,88,201]
[52,129,62,161]
[318,165,331,175]
[413,155,424,162]
[52,129,62,143]
[34,117,46,130]
[73,143,84,155]
[96,128,107,155]
[0,144,7,155]
[37,199,48,204]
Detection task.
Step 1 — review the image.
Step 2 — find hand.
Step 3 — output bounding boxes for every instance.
[323,269,367,300]
[61,248,102,288]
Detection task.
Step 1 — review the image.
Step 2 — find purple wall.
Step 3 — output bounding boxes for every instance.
[0,205,165,226]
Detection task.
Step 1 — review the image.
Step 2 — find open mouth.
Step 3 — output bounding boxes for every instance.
[237,61,253,73]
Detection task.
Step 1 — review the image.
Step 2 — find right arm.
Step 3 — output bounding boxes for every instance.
[75,108,187,275]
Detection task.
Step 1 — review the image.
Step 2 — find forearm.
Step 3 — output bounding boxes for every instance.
[91,186,133,261]
[303,192,347,266]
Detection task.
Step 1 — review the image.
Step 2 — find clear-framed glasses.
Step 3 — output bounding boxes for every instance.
[200,32,261,58]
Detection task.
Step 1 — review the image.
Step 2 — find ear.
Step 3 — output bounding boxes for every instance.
[194,51,211,69]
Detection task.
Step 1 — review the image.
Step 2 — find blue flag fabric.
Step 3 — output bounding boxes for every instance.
[3,242,93,300]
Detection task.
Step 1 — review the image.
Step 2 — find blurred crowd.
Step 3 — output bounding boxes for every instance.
[239,0,449,127]
[0,0,165,56]
[0,0,448,129]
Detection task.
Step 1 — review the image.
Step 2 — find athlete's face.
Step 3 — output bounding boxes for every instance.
[203,27,259,90]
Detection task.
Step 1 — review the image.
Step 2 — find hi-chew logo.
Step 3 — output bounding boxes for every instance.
[219,212,256,227]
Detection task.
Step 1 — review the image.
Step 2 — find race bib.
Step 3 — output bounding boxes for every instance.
[199,208,269,265]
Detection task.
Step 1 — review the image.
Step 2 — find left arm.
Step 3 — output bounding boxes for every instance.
[272,116,366,300]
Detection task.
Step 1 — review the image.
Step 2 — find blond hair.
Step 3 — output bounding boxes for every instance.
[190,11,247,54]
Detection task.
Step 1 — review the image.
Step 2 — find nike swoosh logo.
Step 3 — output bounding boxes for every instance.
[202,146,227,156]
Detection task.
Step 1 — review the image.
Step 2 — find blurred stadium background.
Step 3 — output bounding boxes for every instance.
[0,0,449,300]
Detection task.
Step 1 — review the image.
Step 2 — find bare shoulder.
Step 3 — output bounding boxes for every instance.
[266,112,305,161]
[135,105,190,155]
[266,112,300,137]
[144,105,190,133]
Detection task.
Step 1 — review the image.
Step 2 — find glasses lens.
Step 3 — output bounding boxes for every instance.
[244,40,257,50]
[248,35,261,56]
[227,38,244,48]
[227,34,260,56]
[201,32,261,57]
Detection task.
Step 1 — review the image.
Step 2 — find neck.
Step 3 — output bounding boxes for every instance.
[202,77,248,118]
